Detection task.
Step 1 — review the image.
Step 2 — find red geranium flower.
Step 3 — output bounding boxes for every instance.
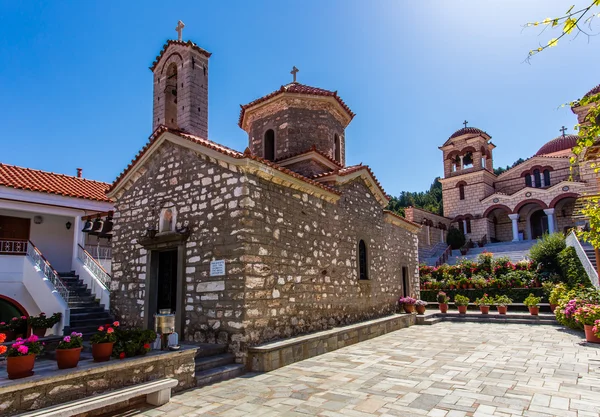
[98,326,104,331]
[144,343,150,349]
[107,327,114,334]
[119,352,126,359]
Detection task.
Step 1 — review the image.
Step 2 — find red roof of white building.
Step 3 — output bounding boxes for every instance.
[0,163,111,202]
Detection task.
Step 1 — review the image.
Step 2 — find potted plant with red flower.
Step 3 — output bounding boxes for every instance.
[5,335,43,379]
[7,316,27,340]
[56,332,84,369]
[523,294,541,316]
[474,294,494,314]
[90,321,119,362]
[437,291,450,313]
[0,322,12,342]
[28,312,62,337]
[398,296,417,313]
[573,304,600,343]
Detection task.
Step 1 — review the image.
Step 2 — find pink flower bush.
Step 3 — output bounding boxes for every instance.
[17,345,28,355]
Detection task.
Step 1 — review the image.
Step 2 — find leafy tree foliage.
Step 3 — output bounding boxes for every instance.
[493,158,526,176]
[387,178,443,216]
[446,227,466,250]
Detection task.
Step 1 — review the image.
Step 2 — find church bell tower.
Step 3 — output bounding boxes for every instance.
[151,21,211,138]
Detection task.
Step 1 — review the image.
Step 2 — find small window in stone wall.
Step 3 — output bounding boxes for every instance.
[466,219,472,234]
[159,204,177,233]
[334,134,341,163]
[533,169,541,188]
[525,175,532,187]
[543,169,551,187]
[463,152,473,169]
[459,183,465,200]
[264,129,275,161]
[358,239,369,280]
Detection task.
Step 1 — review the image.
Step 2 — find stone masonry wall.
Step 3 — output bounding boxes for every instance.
[442,172,495,219]
[282,159,334,178]
[240,176,419,354]
[111,141,248,354]
[248,107,345,165]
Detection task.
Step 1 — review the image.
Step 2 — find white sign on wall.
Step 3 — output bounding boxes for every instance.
[210,260,226,277]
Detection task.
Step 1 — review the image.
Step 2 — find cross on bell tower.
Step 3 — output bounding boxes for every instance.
[290,66,299,83]
[560,126,567,137]
[176,20,185,41]
[463,120,468,128]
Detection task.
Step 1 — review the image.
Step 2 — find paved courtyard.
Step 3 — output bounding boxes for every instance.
[121,323,600,417]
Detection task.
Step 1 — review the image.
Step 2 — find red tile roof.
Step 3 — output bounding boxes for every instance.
[312,164,391,201]
[275,145,343,169]
[584,84,600,98]
[150,40,211,71]
[0,163,111,202]
[238,82,355,128]
[108,126,341,197]
[535,134,578,156]
[442,127,491,147]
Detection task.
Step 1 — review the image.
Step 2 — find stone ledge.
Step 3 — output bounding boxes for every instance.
[247,313,416,372]
[0,347,197,416]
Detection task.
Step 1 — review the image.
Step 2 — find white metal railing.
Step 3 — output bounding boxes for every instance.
[566,231,599,288]
[0,239,28,254]
[77,244,111,289]
[26,241,70,302]
[84,244,112,259]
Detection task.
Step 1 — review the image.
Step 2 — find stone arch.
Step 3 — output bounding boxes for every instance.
[159,52,184,74]
[513,199,548,213]
[549,192,580,208]
[483,204,512,218]
[0,295,28,324]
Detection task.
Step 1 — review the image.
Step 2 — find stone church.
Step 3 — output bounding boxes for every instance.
[431,87,600,244]
[107,31,420,360]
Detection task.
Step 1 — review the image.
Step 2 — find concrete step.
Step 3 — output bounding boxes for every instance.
[69,316,115,326]
[417,311,557,326]
[194,343,228,358]
[69,306,106,313]
[69,311,113,320]
[195,364,245,387]
[425,302,552,313]
[195,353,236,372]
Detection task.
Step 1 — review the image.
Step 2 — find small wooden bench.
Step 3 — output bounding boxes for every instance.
[18,378,178,416]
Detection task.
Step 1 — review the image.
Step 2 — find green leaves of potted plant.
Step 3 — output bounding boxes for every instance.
[494,295,512,315]
[398,297,417,313]
[548,283,567,313]
[5,335,43,379]
[454,295,469,314]
[573,304,600,343]
[437,291,450,313]
[474,294,494,314]
[90,322,119,362]
[523,294,541,316]
[56,332,84,369]
[28,312,62,337]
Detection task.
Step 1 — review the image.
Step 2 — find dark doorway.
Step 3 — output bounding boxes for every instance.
[0,215,30,240]
[402,266,410,297]
[156,250,178,314]
[530,210,548,239]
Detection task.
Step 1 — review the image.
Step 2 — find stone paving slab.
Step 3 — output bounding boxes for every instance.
[111,323,600,416]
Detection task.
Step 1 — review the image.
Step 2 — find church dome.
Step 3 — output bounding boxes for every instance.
[584,84,600,99]
[448,127,487,140]
[535,134,578,156]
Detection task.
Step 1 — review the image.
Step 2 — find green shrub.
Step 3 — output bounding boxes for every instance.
[447,227,466,250]
[494,295,513,306]
[112,328,157,359]
[454,294,470,306]
[529,233,566,274]
[523,293,541,307]
[548,283,568,305]
[557,246,592,287]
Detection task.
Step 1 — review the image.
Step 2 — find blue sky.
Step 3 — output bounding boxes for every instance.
[0,1,598,194]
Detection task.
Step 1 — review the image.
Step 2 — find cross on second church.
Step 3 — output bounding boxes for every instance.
[291,66,299,83]
[560,126,568,137]
[176,20,185,41]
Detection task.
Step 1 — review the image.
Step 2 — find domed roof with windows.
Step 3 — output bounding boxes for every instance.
[535,134,578,156]
[448,126,487,139]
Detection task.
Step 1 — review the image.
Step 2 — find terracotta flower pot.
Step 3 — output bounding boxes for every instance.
[92,342,114,362]
[56,347,82,369]
[402,304,415,314]
[550,304,558,312]
[479,306,490,314]
[458,305,467,314]
[416,305,426,315]
[7,354,36,379]
[32,328,47,338]
[584,325,600,344]
[439,303,448,313]
[497,305,507,315]
[528,306,539,316]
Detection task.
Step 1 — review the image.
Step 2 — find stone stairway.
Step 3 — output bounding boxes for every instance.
[58,271,114,335]
[582,244,597,270]
[446,240,536,265]
[420,242,450,265]
[194,343,245,387]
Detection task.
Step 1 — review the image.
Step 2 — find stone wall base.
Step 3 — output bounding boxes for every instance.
[247,313,416,372]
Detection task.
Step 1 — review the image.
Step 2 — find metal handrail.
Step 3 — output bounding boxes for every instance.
[566,231,599,288]
[0,239,28,254]
[26,240,70,302]
[84,244,112,260]
[77,244,111,289]
[435,245,452,267]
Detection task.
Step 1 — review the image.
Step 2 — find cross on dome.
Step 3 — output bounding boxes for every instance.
[560,125,567,137]
[463,120,468,128]
[176,20,185,41]
[290,66,299,83]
